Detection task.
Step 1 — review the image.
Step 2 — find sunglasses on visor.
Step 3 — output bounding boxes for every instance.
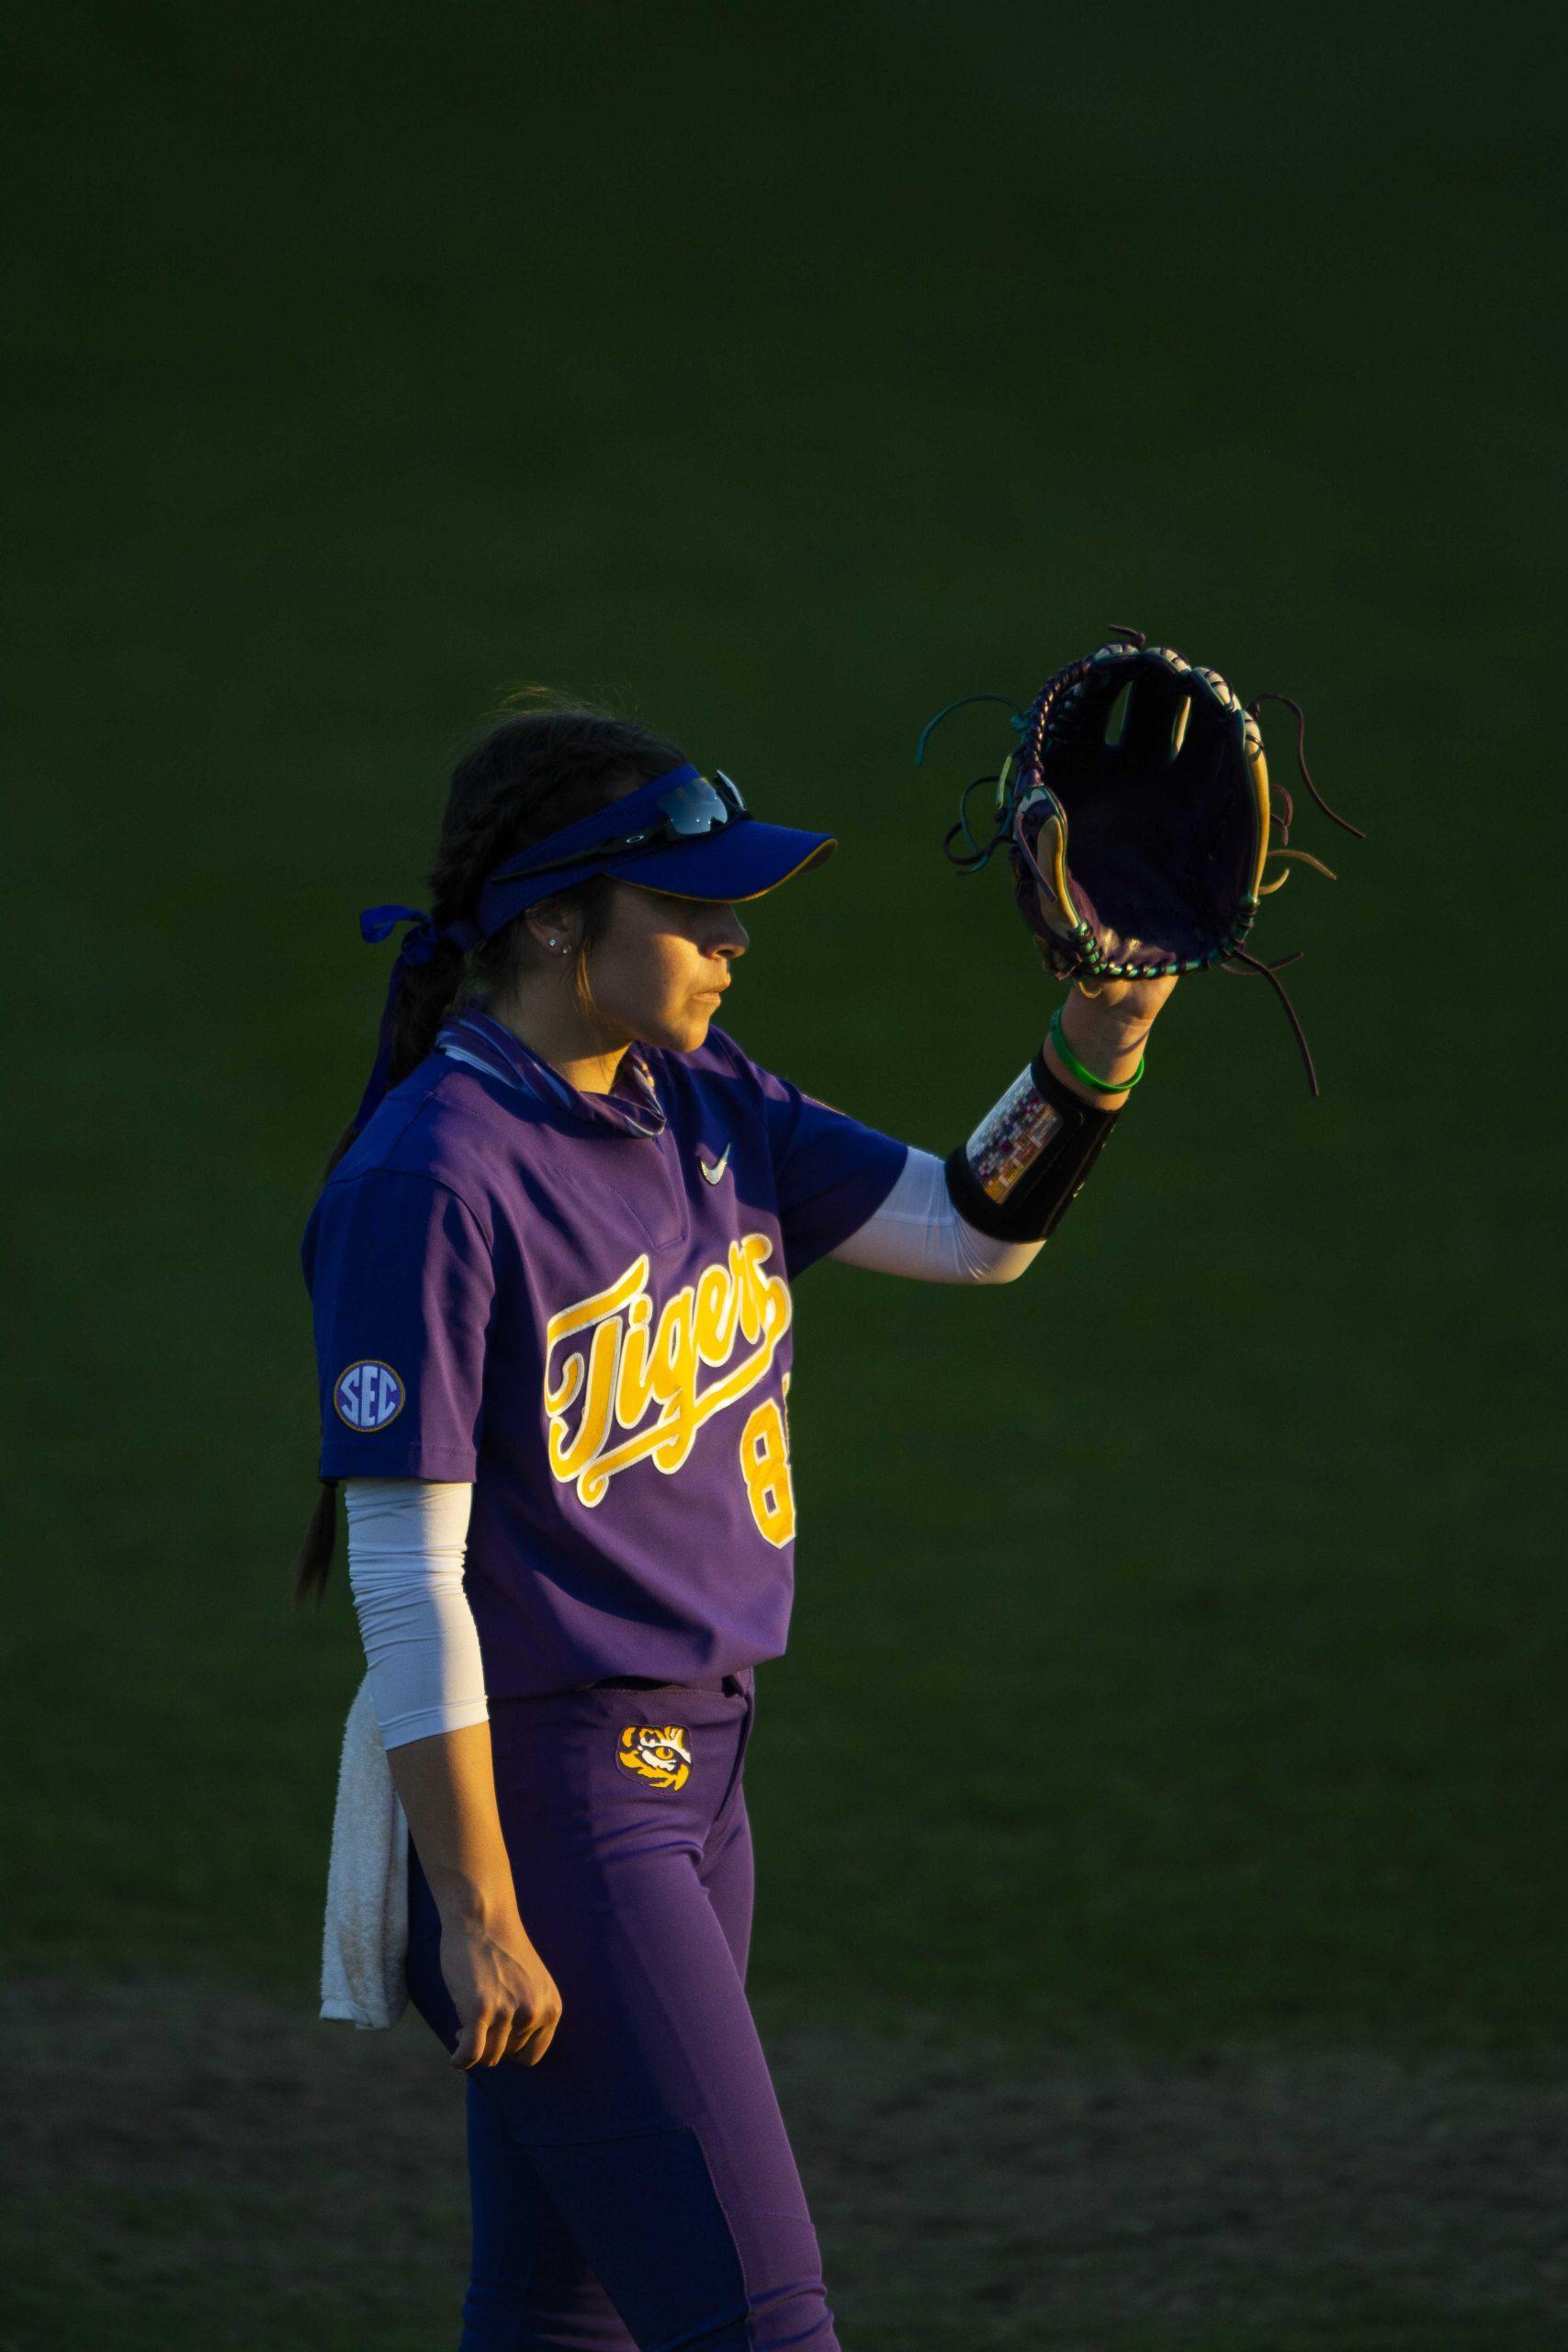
[509,772,750,880]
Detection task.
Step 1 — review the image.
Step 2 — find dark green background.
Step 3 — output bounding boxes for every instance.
[6,4,1562,2337]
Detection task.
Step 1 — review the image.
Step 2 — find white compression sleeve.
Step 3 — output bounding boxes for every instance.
[825,1145,1045,1284]
[343,1478,490,1750]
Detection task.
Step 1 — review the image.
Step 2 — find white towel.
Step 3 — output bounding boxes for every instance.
[320,1673,411,2030]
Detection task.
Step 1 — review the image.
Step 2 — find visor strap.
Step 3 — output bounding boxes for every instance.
[350,903,479,1137]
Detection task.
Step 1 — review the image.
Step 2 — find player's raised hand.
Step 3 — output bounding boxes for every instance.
[1071,953,1179,1032]
[441,1911,563,2069]
[1041,965,1177,1110]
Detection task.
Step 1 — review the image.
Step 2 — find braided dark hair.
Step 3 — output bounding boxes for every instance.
[294,690,686,1603]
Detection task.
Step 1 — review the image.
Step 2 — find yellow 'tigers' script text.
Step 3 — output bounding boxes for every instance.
[544,1234,793,1511]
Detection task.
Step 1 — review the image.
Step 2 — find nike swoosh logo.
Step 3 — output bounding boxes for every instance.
[698,1141,732,1185]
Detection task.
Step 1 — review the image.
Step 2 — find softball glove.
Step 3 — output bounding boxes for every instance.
[919,628,1363,1093]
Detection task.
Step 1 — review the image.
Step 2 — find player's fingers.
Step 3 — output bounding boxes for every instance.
[500,2018,546,2066]
[476,2003,522,2069]
[467,2014,516,2068]
[503,1991,562,2066]
[530,1996,564,2064]
[449,2005,496,2072]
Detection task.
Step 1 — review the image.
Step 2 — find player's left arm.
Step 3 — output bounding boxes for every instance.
[827,968,1176,1285]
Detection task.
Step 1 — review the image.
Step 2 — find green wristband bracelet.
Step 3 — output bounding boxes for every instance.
[1048,1006,1145,1096]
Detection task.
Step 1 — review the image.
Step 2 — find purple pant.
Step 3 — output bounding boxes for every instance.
[404,1668,840,2350]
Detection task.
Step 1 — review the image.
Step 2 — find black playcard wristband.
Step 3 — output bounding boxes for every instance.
[943,1046,1123,1244]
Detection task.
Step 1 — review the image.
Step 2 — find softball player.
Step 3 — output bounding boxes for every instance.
[299,702,1171,2350]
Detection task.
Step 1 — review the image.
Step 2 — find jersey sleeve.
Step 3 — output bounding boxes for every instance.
[302,1169,496,1481]
[754,1063,909,1279]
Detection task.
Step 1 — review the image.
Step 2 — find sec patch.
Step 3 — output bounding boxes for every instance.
[333,1360,406,1431]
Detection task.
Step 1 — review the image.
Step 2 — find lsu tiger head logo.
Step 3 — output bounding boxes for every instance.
[616,1724,692,1790]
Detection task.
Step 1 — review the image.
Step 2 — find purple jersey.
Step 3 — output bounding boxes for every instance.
[302,1009,908,1696]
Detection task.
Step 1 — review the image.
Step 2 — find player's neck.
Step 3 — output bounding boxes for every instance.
[479,981,630,1098]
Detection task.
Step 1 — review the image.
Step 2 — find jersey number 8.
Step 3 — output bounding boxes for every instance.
[739,1395,795,1548]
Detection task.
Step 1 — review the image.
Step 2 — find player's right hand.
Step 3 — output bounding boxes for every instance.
[440,1914,563,2069]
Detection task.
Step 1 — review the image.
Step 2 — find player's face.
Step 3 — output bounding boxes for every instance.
[591,883,750,1052]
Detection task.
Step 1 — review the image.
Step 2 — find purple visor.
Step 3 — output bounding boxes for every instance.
[469,763,835,936]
